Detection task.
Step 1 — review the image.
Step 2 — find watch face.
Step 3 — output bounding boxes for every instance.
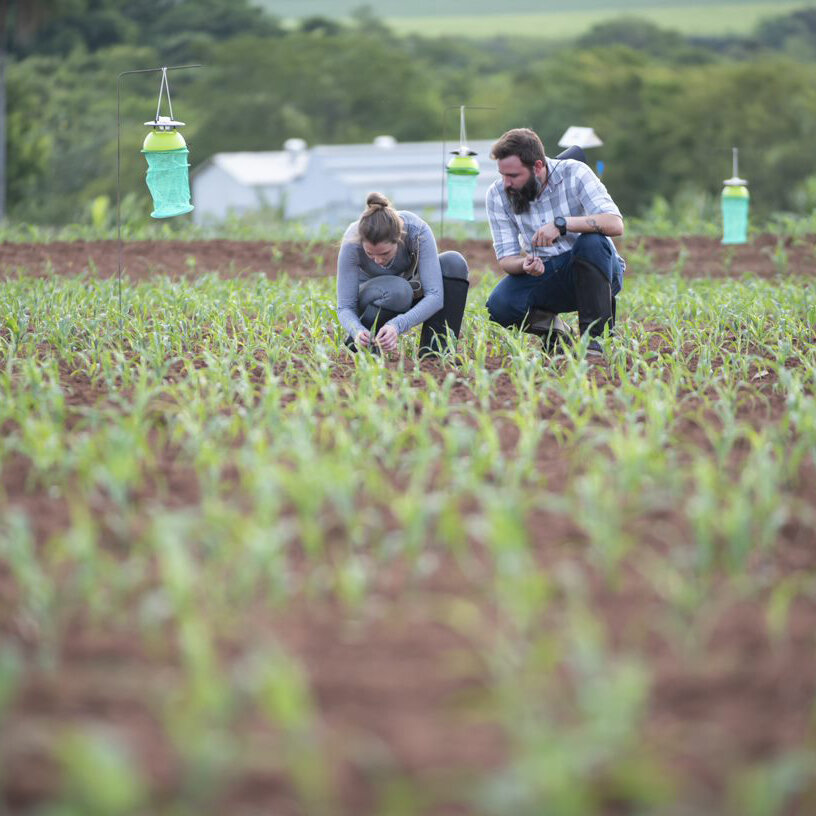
[555,216,567,235]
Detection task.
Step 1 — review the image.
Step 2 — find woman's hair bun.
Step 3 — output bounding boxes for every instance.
[365,192,391,210]
[358,191,403,244]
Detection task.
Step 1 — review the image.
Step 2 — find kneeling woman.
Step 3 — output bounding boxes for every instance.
[336,192,469,356]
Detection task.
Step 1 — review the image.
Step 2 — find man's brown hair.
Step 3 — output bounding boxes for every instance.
[490,128,546,168]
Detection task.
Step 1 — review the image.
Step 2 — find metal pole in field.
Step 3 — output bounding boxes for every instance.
[116,64,202,326]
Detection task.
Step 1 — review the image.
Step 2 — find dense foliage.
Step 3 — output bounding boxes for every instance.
[5,1,816,223]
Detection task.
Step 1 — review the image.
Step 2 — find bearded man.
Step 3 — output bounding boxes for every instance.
[485,128,625,356]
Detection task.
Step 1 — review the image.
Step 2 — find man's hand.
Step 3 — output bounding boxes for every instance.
[375,323,398,351]
[522,255,545,277]
[531,223,560,247]
[355,328,371,347]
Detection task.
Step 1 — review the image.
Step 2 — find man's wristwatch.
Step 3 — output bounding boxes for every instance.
[554,216,568,236]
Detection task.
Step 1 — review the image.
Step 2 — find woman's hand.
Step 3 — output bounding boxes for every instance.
[356,329,371,348]
[375,324,398,352]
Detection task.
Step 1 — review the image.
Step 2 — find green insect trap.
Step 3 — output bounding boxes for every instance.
[721,147,748,244]
[446,106,480,221]
[142,68,193,218]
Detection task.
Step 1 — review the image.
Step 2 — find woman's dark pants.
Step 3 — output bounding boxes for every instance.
[350,251,469,356]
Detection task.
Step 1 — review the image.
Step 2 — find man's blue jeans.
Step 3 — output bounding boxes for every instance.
[486,234,622,332]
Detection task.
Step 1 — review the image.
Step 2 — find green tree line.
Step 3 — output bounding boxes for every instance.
[5,0,816,224]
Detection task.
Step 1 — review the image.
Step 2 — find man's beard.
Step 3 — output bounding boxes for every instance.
[506,172,539,214]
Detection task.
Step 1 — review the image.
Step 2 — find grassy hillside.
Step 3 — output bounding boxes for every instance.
[260,0,816,38]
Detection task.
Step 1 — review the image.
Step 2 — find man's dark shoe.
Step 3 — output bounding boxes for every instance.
[543,328,574,355]
[524,309,573,354]
[586,338,604,358]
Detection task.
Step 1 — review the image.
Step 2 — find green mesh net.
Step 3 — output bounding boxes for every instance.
[721,191,749,244]
[143,147,194,219]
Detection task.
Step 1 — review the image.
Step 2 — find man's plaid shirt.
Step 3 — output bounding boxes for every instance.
[486,157,625,290]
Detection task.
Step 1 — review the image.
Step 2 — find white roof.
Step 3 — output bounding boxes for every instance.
[203,150,309,186]
[200,139,499,188]
[311,139,496,158]
[558,126,603,149]
[309,140,500,211]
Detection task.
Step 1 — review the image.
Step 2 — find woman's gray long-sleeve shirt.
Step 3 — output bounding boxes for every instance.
[336,211,444,337]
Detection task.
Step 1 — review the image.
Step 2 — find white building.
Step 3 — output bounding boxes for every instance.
[190,136,501,226]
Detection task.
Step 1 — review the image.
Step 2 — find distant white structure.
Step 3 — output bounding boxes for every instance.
[557,126,603,149]
[191,137,501,226]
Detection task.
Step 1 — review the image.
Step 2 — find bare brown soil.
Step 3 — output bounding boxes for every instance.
[2,237,816,814]
[1,232,815,280]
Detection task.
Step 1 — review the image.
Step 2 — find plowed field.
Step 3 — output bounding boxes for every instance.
[1,235,815,816]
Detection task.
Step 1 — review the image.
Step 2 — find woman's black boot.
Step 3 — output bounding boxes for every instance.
[419,277,469,357]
